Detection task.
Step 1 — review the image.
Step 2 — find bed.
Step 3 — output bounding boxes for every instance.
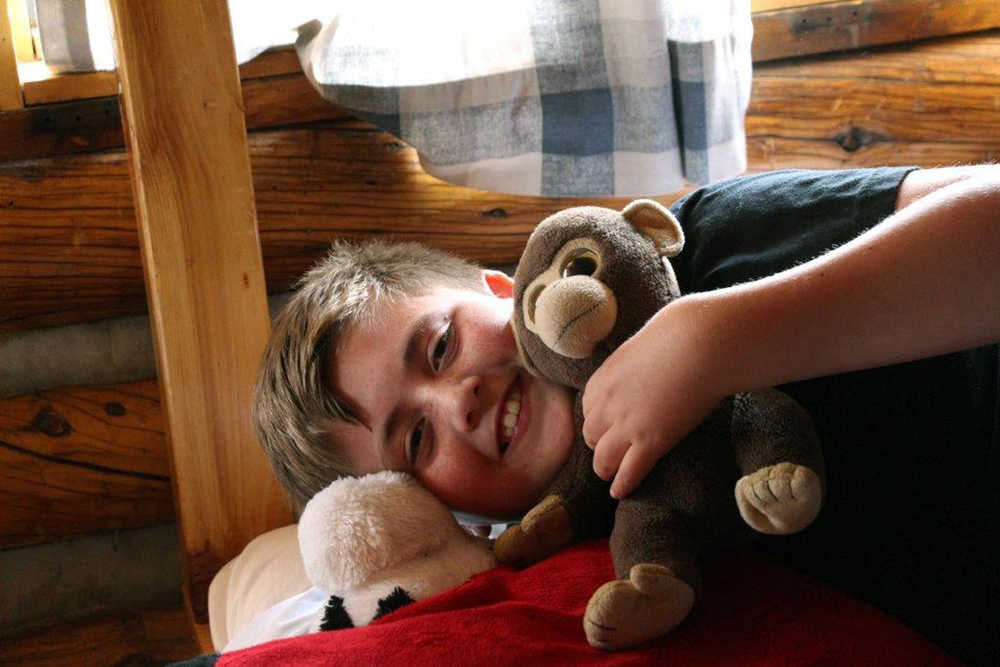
[93,1,970,664]
[200,535,957,665]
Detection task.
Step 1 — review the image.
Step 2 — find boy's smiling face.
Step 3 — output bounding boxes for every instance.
[328,271,576,519]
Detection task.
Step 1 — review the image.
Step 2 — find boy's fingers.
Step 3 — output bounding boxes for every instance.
[592,431,629,482]
[610,444,660,499]
[580,381,597,421]
[581,408,608,450]
[581,367,612,419]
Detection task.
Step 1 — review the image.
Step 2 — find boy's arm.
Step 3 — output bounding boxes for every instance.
[582,165,1000,499]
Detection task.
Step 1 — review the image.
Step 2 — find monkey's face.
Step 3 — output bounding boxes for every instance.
[520,235,616,360]
[512,201,684,390]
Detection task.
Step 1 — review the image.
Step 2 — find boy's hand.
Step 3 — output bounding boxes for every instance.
[581,298,725,499]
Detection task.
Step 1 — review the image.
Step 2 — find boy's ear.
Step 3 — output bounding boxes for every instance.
[481,269,514,298]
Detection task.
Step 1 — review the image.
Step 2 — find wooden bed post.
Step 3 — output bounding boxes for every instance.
[108,0,292,647]
[0,0,25,111]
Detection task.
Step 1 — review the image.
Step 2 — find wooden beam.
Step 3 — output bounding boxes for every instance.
[752,0,1000,62]
[0,0,23,110]
[0,381,172,550]
[5,0,32,62]
[108,0,291,627]
[17,62,119,104]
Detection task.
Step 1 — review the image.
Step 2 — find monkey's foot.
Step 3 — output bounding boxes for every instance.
[584,563,695,650]
[735,462,822,535]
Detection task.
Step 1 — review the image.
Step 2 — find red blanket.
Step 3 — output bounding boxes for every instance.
[219,540,957,666]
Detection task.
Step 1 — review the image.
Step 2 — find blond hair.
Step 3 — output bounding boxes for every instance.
[252,240,484,511]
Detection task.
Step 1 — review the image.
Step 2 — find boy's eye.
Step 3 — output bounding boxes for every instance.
[429,322,454,371]
[408,418,430,466]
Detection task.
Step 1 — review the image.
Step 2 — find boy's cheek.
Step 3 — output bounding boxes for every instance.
[421,451,487,508]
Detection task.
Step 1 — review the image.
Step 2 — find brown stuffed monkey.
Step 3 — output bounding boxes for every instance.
[494,201,825,650]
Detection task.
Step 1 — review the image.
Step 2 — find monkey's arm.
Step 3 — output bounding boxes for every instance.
[495,399,615,567]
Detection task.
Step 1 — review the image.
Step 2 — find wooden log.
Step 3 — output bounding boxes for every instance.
[0,124,675,335]
[109,0,291,627]
[746,136,998,172]
[0,603,199,666]
[0,71,347,163]
[745,31,1000,161]
[752,29,1000,85]
[752,0,1000,62]
[0,381,172,550]
[747,72,1000,144]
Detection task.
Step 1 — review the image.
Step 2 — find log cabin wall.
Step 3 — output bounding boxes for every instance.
[1,3,999,661]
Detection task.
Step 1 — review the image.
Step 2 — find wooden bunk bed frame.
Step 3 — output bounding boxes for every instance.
[109,0,293,648]
[2,0,998,656]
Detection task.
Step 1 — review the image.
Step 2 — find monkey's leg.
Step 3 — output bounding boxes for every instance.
[731,389,825,535]
[584,503,698,650]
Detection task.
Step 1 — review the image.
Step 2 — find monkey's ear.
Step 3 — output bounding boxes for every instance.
[621,199,684,257]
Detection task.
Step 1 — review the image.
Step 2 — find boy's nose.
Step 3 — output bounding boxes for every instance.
[445,375,481,433]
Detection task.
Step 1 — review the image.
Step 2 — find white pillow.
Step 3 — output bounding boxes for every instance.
[208,524,310,651]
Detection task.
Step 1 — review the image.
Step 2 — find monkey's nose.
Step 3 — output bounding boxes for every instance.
[534,277,616,359]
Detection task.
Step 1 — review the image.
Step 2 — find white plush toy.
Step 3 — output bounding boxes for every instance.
[298,470,497,631]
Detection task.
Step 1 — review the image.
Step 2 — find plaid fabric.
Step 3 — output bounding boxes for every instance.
[35,0,752,196]
[297,0,753,196]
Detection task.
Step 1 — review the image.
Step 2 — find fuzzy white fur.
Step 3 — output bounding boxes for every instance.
[298,471,497,627]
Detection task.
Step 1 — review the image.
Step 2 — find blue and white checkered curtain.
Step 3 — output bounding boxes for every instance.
[296,0,753,196]
[34,0,752,196]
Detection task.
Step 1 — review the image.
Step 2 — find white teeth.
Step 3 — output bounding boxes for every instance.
[500,388,522,442]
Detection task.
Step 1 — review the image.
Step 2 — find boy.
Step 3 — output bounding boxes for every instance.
[254,166,998,664]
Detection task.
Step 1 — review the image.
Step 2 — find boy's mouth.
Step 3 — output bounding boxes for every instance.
[497,374,527,458]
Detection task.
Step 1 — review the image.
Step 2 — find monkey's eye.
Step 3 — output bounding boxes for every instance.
[561,248,599,278]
